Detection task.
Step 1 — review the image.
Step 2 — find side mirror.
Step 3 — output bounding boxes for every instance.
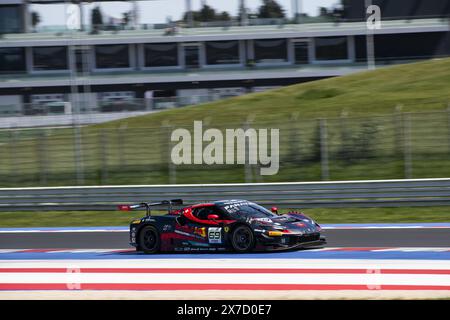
[271,207,278,214]
[208,214,219,220]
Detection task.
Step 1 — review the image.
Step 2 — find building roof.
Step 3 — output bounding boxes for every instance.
[0,64,369,89]
[0,19,448,48]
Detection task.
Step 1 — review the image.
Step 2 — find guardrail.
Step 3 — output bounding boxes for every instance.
[0,178,450,211]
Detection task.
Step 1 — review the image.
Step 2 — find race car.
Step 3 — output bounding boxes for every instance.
[118,199,326,253]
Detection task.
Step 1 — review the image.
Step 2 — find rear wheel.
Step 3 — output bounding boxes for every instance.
[230,225,255,253]
[139,225,160,254]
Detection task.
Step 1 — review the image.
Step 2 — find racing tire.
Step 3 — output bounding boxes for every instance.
[139,225,161,254]
[230,225,255,253]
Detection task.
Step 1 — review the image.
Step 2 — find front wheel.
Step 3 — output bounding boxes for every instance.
[139,225,161,254]
[230,225,255,253]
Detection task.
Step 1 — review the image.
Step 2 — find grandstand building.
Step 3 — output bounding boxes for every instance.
[0,0,449,119]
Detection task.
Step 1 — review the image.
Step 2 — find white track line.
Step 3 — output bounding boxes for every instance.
[1,258,450,269]
[1,273,449,286]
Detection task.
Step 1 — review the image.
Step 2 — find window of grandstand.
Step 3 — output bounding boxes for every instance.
[144,43,179,67]
[0,48,26,74]
[293,41,310,64]
[184,44,200,68]
[314,37,349,61]
[95,44,130,69]
[205,41,241,65]
[0,5,23,34]
[32,46,68,71]
[31,94,65,105]
[75,47,91,73]
[254,39,288,63]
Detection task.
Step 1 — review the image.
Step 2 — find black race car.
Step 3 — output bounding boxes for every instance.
[118,199,326,253]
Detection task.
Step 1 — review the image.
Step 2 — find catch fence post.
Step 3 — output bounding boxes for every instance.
[117,125,127,168]
[162,123,176,185]
[290,112,302,164]
[320,118,330,181]
[73,125,85,185]
[8,129,18,186]
[403,113,413,179]
[37,129,49,186]
[339,110,351,163]
[393,105,403,158]
[99,128,108,185]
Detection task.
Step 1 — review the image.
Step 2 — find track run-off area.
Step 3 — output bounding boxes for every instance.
[0,223,449,299]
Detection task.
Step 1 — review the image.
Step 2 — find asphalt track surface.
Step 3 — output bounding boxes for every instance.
[0,229,449,249]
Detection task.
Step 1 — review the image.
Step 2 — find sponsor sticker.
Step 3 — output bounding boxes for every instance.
[194,227,207,238]
[223,200,251,213]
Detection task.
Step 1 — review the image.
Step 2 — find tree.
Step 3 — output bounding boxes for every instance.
[198,4,217,22]
[31,11,41,30]
[182,4,231,23]
[319,5,344,20]
[218,11,231,21]
[122,11,131,27]
[257,0,285,19]
[331,6,345,20]
[91,6,103,30]
[319,7,330,17]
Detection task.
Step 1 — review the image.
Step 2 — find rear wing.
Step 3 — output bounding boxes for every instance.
[118,199,183,217]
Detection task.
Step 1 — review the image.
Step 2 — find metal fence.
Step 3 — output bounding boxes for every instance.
[0,108,450,188]
[0,178,449,211]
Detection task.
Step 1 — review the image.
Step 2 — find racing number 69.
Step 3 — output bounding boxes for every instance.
[209,230,220,240]
[208,227,222,243]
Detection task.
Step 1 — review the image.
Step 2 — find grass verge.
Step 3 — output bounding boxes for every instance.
[0,207,449,228]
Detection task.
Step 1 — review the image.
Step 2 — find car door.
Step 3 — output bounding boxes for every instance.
[175,205,228,250]
[193,206,225,248]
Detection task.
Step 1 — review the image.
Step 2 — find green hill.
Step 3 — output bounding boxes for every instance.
[1,58,450,187]
[98,58,450,129]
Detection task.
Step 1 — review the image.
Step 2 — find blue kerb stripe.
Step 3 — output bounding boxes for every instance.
[323,222,450,228]
[0,250,449,260]
[1,223,450,232]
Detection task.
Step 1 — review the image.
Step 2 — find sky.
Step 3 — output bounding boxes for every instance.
[31,0,339,26]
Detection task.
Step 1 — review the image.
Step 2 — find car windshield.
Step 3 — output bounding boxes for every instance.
[218,201,277,219]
